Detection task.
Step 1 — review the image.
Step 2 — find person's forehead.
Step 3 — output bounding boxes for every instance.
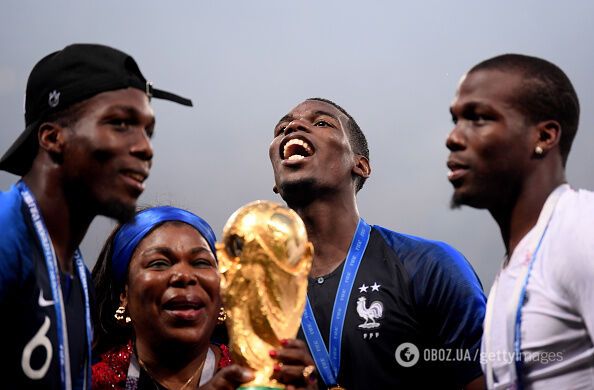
[287,100,345,119]
[82,87,151,110]
[456,69,523,104]
[143,222,207,244]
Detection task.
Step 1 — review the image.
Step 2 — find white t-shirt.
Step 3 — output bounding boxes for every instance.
[482,185,594,389]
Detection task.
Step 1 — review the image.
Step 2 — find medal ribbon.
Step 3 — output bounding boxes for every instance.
[301,218,371,387]
[18,181,92,390]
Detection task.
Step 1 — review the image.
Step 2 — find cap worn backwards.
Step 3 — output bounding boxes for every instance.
[0,43,193,176]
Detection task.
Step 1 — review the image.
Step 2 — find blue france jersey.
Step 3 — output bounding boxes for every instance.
[0,184,88,390]
[300,225,486,389]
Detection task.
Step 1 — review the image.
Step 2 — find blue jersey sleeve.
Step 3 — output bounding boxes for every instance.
[0,185,32,302]
[376,226,486,386]
[0,242,21,302]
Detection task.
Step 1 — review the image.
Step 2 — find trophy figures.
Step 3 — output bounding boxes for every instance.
[216,201,313,389]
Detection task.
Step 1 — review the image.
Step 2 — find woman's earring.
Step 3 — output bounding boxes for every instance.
[114,305,132,325]
[217,306,227,323]
[535,146,544,155]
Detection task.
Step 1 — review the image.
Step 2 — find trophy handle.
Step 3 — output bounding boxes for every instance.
[293,242,314,276]
[216,242,236,274]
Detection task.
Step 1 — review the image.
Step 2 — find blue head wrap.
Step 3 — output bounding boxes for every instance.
[111,206,217,287]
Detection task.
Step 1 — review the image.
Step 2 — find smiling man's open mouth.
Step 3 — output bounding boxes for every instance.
[281,137,315,161]
[121,169,148,184]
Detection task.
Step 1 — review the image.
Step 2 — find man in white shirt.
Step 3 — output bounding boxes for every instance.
[446,54,594,389]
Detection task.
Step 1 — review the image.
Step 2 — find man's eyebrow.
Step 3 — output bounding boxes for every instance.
[312,110,339,120]
[450,101,478,113]
[464,101,492,110]
[275,109,340,128]
[108,105,156,125]
[275,114,293,127]
[109,105,142,115]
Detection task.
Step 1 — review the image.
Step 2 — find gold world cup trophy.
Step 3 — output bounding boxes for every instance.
[216,200,314,389]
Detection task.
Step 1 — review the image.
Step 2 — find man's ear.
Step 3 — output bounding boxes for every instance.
[534,120,561,155]
[38,122,66,155]
[352,155,371,180]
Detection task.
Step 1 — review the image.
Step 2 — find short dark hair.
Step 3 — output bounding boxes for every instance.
[469,54,580,165]
[10,101,89,176]
[43,98,88,128]
[306,98,370,191]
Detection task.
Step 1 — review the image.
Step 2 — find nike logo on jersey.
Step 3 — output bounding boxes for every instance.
[38,290,54,307]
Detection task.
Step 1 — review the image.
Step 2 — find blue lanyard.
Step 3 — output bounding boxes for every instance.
[512,221,553,390]
[484,185,568,389]
[511,186,566,390]
[301,218,371,387]
[17,181,92,390]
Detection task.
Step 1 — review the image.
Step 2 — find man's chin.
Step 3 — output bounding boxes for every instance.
[450,195,464,210]
[279,178,316,195]
[278,178,318,206]
[101,200,136,223]
[449,190,490,210]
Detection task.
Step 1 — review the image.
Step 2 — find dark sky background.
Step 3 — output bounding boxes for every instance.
[2,1,593,289]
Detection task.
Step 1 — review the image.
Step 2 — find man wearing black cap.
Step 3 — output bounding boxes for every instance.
[0,43,192,390]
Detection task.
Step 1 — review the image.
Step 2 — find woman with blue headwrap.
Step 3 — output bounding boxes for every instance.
[91,206,255,389]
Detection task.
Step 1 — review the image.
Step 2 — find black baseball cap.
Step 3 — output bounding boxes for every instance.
[0,43,193,176]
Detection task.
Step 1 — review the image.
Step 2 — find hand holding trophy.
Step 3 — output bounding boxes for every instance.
[216,201,314,389]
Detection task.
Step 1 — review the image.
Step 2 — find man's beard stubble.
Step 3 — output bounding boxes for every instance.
[102,200,136,223]
[64,181,136,224]
[278,178,318,208]
[450,191,466,210]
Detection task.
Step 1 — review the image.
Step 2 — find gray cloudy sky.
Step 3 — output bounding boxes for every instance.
[1,1,593,289]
